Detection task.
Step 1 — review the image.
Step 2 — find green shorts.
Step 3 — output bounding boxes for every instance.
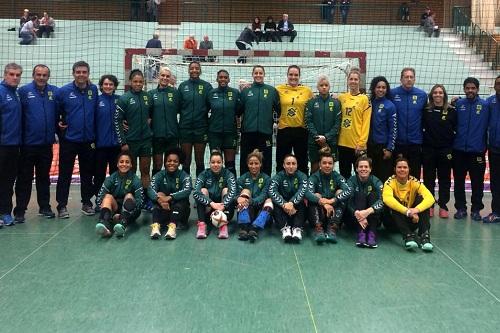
[128,139,152,158]
[179,129,208,144]
[308,143,337,163]
[152,137,179,155]
[208,132,238,150]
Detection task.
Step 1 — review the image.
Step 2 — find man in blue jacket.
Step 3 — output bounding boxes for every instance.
[390,67,427,179]
[453,77,489,221]
[483,75,500,223]
[0,63,23,227]
[55,61,98,218]
[13,65,58,223]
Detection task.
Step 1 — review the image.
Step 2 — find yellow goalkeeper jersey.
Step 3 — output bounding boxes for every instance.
[382,176,435,215]
[276,84,314,129]
[337,92,372,149]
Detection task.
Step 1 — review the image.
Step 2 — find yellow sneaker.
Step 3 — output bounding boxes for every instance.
[150,223,161,240]
[165,223,177,240]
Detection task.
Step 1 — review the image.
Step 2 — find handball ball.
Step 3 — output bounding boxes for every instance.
[210,210,228,228]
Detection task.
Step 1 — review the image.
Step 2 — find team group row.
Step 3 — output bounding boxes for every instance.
[0,61,499,240]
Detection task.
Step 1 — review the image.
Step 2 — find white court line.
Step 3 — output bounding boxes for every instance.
[0,220,76,281]
[293,248,319,333]
[436,245,500,303]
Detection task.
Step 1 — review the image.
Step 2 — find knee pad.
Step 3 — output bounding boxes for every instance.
[123,197,136,212]
[263,200,274,211]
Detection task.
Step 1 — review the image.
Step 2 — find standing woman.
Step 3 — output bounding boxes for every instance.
[367,76,397,183]
[148,148,192,240]
[236,149,273,242]
[338,69,372,179]
[275,65,314,174]
[269,154,308,243]
[207,69,241,177]
[149,67,180,176]
[422,84,456,218]
[115,69,153,195]
[193,150,237,239]
[178,61,212,176]
[239,65,280,176]
[382,157,435,251]
[95,152,143,238]
[305,74,341,174]
[94,74,121,202]
[306,147,352,244]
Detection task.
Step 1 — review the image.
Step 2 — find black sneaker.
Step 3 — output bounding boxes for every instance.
[238,227,249,241]
[14,212,26,223]
[248,227,259,243]
[58,207,70,219]
[38,208,56,219]
[81,204,95,216]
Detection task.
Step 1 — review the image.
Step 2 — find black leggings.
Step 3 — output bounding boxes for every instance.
[152,199,190,228]
[273,203,306,229]
[386,195,431,237]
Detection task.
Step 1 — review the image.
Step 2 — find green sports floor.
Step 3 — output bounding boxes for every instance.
[1,188,499,333]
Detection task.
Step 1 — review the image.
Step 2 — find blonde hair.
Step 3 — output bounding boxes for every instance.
[247,149,263,164]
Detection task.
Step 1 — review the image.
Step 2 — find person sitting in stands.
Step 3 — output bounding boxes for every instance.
[38,12,55,38]
[252,17,263,42]
[183,34,198,62]
[19,9,30,34]
[145,33,162,48]
[263,16,279,42]
[424,12,440,37]
[19,15,37,45]
[419,7,431,30]
[235,25,258,64]
[277,14,297,42]
[199,35,215,62]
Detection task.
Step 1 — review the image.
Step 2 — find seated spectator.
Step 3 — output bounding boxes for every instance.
[419,7,431,30]
[252,17,263,42]
[424,12,440,37]
[38,12,55,38]
[19,9,29,30]
[235,24,258,64]
[277,14,297,42]
[183,34,198,62]
[145,33,162,48]
[19,15,37,45]
[399,2,410,21]
[263,16,279,42]
[199,35,216,62]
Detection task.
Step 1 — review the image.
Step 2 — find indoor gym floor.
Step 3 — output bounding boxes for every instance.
[0,188,499,333]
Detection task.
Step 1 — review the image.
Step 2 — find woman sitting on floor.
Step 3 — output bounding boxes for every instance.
[95,152,143,238]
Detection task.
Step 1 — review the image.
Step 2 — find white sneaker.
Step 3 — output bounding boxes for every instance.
[150,223,161,239]
[292,227,302,241]
[281,226,292,242]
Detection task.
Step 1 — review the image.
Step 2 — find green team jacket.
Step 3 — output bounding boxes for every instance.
[236,171,271,206]
[269,170,308,206]
[207,86,241,134]
[346,174,384,213]
[193,168,237,208]
[305,95,342,146]
[305,170,352,204]
[96,170,143,216]
[148,86,180,139]
[178,78,212,131]
[115,90,152,144]
[147,168,192,202]
[239,82,280,135]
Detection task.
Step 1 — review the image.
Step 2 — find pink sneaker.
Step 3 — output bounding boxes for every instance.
[439,208,449,218]
[429,209,434,218]
[196,221,207,239]
[218,224,229,239]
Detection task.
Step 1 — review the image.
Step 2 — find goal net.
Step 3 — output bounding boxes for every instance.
[125,48,366,93]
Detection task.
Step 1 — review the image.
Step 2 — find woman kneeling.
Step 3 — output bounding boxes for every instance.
[95,152,143,238]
